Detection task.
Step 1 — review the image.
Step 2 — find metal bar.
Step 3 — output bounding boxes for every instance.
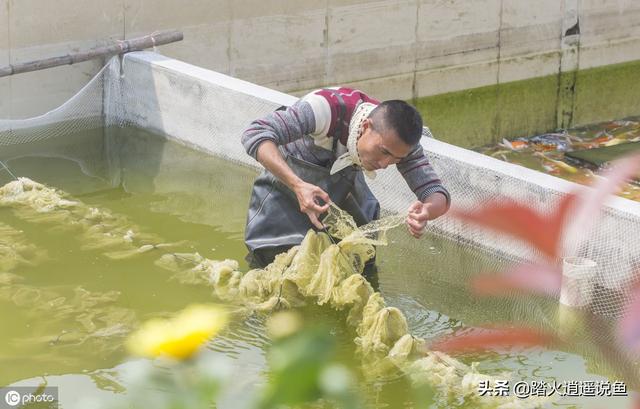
[0,30,183,78]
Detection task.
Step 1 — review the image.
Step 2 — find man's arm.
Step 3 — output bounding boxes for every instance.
[255,141,330,229]
[241,99,332,229]
[241,100,315,158]
[423,191,448,219]
[396,143,451,209]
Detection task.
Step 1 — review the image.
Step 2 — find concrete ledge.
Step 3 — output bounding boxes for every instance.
[106,52,640,301]
[106,52,294,168]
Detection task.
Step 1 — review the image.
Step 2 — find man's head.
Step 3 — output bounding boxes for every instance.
[357,100,423,171]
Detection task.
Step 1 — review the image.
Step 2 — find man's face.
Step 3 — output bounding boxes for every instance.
[356,118,413,171]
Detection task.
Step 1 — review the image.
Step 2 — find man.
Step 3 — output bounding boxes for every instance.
[241,87,450,268]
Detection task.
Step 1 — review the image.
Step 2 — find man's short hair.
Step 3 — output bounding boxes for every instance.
[369,100,423,146]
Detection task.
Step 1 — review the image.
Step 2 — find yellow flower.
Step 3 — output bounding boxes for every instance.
[127,304,228,360]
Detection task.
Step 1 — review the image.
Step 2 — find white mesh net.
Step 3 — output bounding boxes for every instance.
[0,64,106,147]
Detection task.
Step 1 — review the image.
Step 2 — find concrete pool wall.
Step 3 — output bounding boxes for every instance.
[101,52,640,310]
[1,0,639,146]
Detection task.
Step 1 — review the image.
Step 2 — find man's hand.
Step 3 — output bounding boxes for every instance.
[256,142,331,229]
[294,181,331,229]
[406,200,431,238]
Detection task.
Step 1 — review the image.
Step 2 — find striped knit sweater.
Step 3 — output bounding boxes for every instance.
[241,87,450,205]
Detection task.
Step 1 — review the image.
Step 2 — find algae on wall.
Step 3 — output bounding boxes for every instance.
[573,61,640,127]
[414,60,640,148]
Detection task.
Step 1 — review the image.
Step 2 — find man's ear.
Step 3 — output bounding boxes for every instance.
[362,118,374,133]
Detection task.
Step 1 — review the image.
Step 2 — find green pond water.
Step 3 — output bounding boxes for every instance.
[0,127,634,408]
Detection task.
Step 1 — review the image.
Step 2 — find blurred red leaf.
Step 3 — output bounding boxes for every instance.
[450,152,640,260]
[450,194,577,260]
[471,263,562,297]
[584,152,640,205]
[563,152,640,253]
[429,327,557,354]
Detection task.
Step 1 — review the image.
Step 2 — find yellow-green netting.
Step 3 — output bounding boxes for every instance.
[161,204,547,408]
[0,222,47,270]
[0,218,135,353]
[0,178,149,353]
[0,177,184,259]
[1,178,545,408]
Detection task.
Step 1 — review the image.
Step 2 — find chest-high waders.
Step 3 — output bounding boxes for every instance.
[244,108,380,270]
[244,145,380,268]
